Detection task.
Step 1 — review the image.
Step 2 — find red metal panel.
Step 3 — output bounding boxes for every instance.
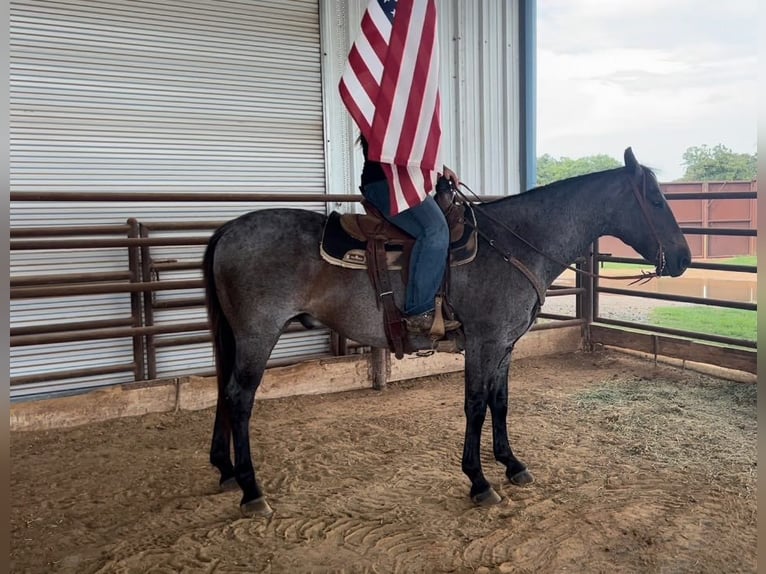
[599,180,757,260]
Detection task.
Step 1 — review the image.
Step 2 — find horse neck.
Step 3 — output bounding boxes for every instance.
[487,170,624,287]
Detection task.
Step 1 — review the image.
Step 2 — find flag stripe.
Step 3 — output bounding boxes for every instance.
[368,0,414,161]
[340,0,442,215]
[338,80,371,135]
[395,0,438,165]
[362,8,391,61]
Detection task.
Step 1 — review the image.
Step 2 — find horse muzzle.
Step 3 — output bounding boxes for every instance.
[660,245,691,277]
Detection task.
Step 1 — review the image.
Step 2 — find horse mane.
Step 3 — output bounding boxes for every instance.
[481,163,657,204]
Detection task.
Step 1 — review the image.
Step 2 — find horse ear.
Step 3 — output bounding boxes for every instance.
[624,147,642,179]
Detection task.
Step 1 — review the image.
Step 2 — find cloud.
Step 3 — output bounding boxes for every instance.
[536,0,757,180]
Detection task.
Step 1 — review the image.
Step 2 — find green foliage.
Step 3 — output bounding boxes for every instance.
[649,306,756,341]
[599,261,653,270]
[717,255,757,267]
[679,144,757,181]
[535,153,622,186]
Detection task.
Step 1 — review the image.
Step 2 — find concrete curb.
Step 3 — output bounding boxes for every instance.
[11,327,584,431]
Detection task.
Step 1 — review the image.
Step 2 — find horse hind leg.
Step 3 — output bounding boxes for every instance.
[215,336,277,517]
[210,399,236,492]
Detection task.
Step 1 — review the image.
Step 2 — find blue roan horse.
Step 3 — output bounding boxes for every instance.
[203,148,691,516]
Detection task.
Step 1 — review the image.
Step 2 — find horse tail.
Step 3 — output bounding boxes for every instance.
[203,225,236,393]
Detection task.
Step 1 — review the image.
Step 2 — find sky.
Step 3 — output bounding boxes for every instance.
[536,0,758,181]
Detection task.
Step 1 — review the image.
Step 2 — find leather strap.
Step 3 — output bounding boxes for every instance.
[509,256,546,306]
[367,237,405,359]
[430,295,446,339]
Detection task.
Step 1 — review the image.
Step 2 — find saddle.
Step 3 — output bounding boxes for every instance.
[320,179,477,359]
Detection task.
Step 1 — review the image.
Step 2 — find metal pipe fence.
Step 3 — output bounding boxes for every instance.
[10,188,757,389]
[588,188,757,372]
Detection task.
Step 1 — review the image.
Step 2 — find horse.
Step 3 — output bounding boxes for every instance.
[203,147,691,516]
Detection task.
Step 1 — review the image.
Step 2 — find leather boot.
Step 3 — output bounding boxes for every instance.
[404,310,461,334]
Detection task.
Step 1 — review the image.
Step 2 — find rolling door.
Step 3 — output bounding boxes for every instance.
[10,0,329,398]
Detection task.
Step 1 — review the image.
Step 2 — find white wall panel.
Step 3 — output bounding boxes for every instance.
[10,0,329,397]
[323,0,522,204]
[10,0,526,399]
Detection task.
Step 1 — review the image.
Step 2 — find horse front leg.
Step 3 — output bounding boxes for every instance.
[462,342,503,506]
[487,353,535,487]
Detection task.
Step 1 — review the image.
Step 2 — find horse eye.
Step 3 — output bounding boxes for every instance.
[650,196,664,208]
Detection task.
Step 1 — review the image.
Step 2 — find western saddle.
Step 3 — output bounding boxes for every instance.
[336,178,471,358]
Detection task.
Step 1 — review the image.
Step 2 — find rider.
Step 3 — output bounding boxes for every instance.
[358,135,462,335]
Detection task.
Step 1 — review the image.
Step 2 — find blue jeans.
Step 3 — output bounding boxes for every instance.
[361,180,449,316]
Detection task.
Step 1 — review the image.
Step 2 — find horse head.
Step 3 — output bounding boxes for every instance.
[608,148,691,277]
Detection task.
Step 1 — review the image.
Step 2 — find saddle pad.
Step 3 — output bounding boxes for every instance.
[320,206,478,271]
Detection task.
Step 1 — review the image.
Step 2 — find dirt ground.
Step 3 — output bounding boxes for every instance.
[10,350,757,574]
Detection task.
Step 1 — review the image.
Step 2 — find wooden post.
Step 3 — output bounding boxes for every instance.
[370,347,390,390]
[701,181,709,259]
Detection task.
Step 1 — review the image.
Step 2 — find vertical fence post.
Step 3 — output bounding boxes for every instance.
[592,238,600,325]
[127,218,146,381]
[702,181,710,259]
[330,331,348,356]
[139,223,158,380]
[370,347,389,390]
[750,180,757,256]
[577,241,596,350]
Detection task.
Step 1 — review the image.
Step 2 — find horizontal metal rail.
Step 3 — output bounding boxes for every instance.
[11,363,138,386]
[545,287,584,297]
[12,237,210,250]
[663,191,756,200]
[679,227,756,236]
[530,318,585,330]
[11,271,132,287]
[10,191,507,203]
[538,312,580,322]
[599,255,756,274]
[151,297,205,309]
[11,279,204,299]
[152,322,309,349]
[598,286,756,311]
[10,321,209,347]
[10,318,134,337]
[151,261,201,272]
[10,319,309,348]
[154,333,212,348]
[595,317,756,349]
[142,221,225,231]
[11,224,132,237]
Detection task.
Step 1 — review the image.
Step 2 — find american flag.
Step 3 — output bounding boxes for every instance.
[339,0,441,215]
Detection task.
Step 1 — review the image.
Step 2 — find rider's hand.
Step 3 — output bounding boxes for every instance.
[442,165,461,188]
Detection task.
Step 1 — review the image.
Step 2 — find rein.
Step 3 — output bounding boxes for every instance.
[455,171,666,289]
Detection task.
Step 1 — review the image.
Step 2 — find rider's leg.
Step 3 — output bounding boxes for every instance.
[361,180,450,322]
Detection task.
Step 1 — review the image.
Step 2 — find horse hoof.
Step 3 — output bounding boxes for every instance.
[509,469,535,486]
[471,487,502,506]
[240,497,273,518]
[219,477,238,492]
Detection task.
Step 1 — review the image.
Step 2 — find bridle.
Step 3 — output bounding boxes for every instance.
[454,169,667,304]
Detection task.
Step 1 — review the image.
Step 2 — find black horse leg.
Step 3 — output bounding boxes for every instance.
[487,357,534,486]
[461,342,502,505]
[224,347,273,517]
[210,399,236,490]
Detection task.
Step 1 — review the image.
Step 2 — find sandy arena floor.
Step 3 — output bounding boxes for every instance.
[10,350,757,573]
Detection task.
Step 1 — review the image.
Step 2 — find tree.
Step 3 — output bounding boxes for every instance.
[535,153,622,186]
[679,144,756,181]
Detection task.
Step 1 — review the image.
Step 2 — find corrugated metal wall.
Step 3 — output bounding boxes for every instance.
[10,0,330,397]
[10,0,525,398]
[323,0,523,207]
[440,0,521,195]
